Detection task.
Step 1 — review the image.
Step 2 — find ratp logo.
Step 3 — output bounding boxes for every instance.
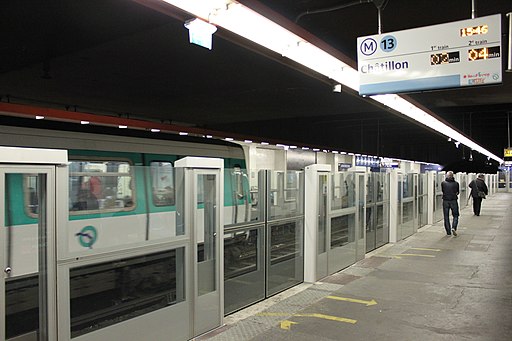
[76,225,98,249]
[360,38,377,56]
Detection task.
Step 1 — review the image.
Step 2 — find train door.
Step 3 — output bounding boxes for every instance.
[1,165,58,341]
[175,157,223,338]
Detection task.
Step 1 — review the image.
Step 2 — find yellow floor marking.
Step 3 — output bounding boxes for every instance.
[294,313,357,324]
[280,320,297,330]
[396,253,436,258]
[326,295,377,306]
[257,312,357,324]
[410,247,441,252]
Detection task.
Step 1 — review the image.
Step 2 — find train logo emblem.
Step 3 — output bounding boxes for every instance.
[76,225,98,248]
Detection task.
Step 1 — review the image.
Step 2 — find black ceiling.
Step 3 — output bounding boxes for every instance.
[1,0,511,170]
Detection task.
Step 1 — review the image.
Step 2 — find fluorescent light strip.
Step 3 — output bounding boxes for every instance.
[371,94,503,163]
[161,0,503,164]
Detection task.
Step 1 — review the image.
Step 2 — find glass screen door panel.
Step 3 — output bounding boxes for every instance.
[316,174,328,280]
[194,171,221,336]
[266,219,304,296]
[1,168,54,341]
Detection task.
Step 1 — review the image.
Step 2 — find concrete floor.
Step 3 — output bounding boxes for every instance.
[198,192,512,341]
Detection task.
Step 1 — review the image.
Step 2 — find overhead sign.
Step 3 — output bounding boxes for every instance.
[357,14,502,95]
[505,148,512,158]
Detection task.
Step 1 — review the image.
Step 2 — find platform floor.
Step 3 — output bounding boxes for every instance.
[198,192,512,341]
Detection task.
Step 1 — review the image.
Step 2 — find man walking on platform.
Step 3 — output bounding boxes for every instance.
[469,173,488,216]
[441,171,460,236]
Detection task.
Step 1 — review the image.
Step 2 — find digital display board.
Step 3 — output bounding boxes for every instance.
[505,148,512,158]
[357,14,502,95]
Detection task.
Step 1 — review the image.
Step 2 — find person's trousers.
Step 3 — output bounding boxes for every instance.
[443,199,459,234]
[472,196,483,215]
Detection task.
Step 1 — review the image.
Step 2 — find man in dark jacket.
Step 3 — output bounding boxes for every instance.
[469,173,489,216]
[441,171,460,236]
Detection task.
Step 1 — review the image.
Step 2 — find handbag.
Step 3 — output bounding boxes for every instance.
[477,190,486,199]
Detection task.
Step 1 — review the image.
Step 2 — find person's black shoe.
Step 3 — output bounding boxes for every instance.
[451,229,457,236]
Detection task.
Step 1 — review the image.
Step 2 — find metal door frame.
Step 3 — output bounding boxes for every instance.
[1,165,58,341]
[186,167,223,337]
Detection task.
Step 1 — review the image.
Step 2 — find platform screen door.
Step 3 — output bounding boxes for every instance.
[192,169,221,337]
[0,166,57,341]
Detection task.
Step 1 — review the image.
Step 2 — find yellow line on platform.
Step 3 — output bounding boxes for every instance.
[327,295,377,306]
[395,253,436,258]
[410,247,442,252]
[257,312,357,324]
[294,313,357,324]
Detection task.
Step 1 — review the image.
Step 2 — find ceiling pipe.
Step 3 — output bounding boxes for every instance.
[373,0,389,34]
[508,112,511,148]
[294,0,372,23]
[507,12,512,72]
[471,0,477,19]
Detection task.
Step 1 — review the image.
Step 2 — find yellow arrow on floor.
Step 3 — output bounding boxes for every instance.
[326,295,377,306]
[280,320,298,330]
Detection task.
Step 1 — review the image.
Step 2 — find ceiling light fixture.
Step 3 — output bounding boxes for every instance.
[161,0,503,163]
[151,128,161,132]
[36,115,44,120]
[119,125,128,129]
[184,18,217,50]
[81,120,90,125]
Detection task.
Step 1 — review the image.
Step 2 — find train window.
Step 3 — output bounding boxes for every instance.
[150,161,175,206]
[69,159,134,213]
[21,174,40,218]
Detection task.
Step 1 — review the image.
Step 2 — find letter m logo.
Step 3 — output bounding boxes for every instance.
[360,38,377,56]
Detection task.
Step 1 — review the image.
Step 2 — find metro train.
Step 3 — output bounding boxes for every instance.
[0,124,254,339]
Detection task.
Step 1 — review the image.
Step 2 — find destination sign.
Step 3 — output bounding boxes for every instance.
[505,148,512,158]
[357,14,502,95]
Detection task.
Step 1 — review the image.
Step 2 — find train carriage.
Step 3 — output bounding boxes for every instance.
[0,124,252,340]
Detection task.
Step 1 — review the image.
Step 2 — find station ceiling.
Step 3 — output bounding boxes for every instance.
[1,0,511,171]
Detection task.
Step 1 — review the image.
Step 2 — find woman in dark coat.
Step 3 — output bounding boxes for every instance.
[468,173,489,216]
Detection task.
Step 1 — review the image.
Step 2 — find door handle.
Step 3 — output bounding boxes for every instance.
[4,266,12,275]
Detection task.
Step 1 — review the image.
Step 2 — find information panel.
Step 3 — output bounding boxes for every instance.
[357,14,502,96]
